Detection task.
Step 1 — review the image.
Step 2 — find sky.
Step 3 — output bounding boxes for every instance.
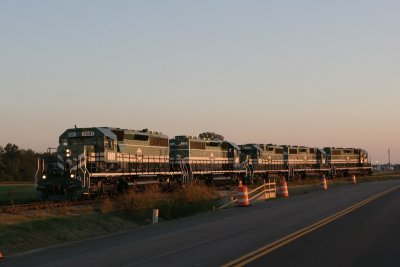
[0,0,399,163]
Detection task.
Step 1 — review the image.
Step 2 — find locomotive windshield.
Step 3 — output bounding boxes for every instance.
[66,137,97,146]
[170,140,188,149]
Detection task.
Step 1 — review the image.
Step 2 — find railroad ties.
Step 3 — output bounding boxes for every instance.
[0,200,101,214]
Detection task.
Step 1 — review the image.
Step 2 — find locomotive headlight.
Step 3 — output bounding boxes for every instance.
[70,174,75,178]
[42,175,47,179]
[66,149,71,157]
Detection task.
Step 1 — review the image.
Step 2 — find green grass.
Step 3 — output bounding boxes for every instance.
[0,184,37,205]
[358,174,400,182]
[0,213,137,255]
[0,184,219,256]
[287,173,400,196]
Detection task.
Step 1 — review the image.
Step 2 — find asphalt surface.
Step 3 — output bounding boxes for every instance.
[248,182,400,267]
[2,179,400,267]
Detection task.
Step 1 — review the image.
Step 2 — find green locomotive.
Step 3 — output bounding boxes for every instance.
[36,127,169,199]
[239,144,285,170]
[169,135,240,183]
[323,147,371,177]
[239,144,328,181]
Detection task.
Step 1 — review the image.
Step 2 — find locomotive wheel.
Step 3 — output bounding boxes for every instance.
[97,181,105,196]
[117,180,129,193]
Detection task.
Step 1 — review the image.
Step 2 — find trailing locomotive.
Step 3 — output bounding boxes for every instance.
[238,144,329,182]
[239,144,285,183]
[35,126,372,199]
[283,146,329,179]
[323,147,371,177]
[169,135,240,183]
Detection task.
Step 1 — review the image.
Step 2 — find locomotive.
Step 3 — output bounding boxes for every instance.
[35,126,372,200]
[169,135,241,185]
[36,127,170,200]
[323,147,370,177]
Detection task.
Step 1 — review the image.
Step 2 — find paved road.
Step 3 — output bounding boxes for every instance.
[245,182,400,266]
[3,179,400,267]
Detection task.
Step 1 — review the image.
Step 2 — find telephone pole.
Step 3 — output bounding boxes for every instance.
[388,148,391,167]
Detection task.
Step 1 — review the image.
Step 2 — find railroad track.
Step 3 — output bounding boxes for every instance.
[0,200,102,214]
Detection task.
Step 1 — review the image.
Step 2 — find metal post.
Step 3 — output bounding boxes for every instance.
[273,178,275,198]
[152,209,159,224]
[264,179,267,200]
[268,178,271,199]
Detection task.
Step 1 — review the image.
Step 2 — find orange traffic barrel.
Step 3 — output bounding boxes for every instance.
[237,184,249,207]
[280,179,289,198]
[321,176,328,191]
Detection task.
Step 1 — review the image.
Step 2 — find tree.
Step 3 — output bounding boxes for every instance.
[4,143,20,162]
[0,143,39,182]
[199,132,224,141]
[18,149,38,181]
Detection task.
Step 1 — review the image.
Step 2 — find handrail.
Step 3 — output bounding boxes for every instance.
[35,157,41,187]
[248,181,275,195]
[249,179,276,201]
[217,197,238,210]
[217,179,276,209]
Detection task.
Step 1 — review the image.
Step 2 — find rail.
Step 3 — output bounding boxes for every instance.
[217,179,276,209]
[0,200,102,214]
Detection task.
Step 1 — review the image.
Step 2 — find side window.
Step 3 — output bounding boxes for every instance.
[59,139,68,146]
[104,139,108,148]
[104,139,115,149]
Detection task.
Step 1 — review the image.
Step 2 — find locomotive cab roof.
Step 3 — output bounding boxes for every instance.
[60,127,117,140]
[60,127,168,142]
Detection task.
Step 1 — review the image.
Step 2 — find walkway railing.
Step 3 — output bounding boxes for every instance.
[217,179,276,209]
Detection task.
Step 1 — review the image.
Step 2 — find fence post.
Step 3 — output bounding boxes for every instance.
[268,178,271,199]
[272,178,275,198]
[264,179,267,200]
[152,209,159,224]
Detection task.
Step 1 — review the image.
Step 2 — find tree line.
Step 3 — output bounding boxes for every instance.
[1,142,400,182]
[0,143,45,182]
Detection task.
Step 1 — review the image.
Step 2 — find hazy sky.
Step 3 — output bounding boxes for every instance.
[1,1,399,163]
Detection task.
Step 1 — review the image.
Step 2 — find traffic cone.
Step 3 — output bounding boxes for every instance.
[321,176,328,191]
[352,175,357,185]
[280,178,289,198]
[237,184,249,207]
[0,251,4,259]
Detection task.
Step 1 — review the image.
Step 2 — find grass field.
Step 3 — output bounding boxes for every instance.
[0,211,138,255]
[287,173,400,195]
[0,184,219,256]
[0,184,37,205]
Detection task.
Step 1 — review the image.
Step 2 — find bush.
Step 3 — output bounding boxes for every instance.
[106,184,218,223]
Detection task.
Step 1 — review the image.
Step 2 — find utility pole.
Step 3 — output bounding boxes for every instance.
[388,148,391,168]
